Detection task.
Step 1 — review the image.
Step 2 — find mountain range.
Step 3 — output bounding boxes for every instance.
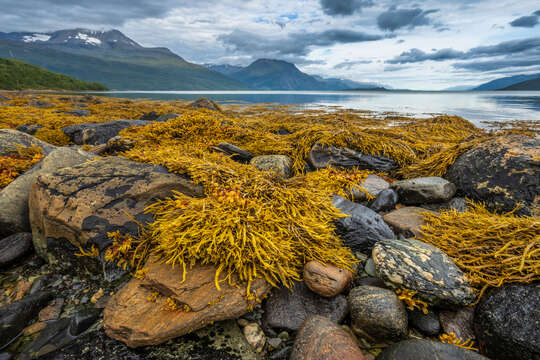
[472,73,540,91]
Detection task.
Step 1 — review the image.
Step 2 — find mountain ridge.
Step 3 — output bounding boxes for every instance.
[473,73,540,91]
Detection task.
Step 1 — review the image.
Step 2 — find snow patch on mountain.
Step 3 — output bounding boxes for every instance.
[74,33,102,45]
[22,33,51,43]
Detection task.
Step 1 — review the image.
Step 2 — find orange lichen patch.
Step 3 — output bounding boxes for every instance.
[0,145,43,189]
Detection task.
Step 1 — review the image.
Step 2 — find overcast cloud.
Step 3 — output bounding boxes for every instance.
[0,0,539,89]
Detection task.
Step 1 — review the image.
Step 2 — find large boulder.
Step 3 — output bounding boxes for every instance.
[376,339,488,360]
[0,129,56,156]
[390,177,456,205]
[308,143,397,172]
[373,239,476,307]
[474,283,540,360]
[263,281,348,331]
[61,120,148,145]
[291,315,368,360]
[104,256,271,347]
[446,135,539,215]
[333,195,395,253]
[29,156,203,277]
[0,147,95,237]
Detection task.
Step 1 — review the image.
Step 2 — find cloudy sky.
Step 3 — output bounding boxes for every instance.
[1,0,539,89]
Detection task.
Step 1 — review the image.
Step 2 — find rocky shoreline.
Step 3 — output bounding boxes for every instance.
[0,94,538,360]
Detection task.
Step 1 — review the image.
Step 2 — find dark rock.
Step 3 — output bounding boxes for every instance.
[0,147,94,237]
[354,276,387,289]
[139,111,160,121]
[373,238,476,307]
[0,129,55,156]
[475,283,540,360]
[215,142,253,163]
[156,113,181,122]
[369,189,398,212]
[291,315,368,360]
[390,177,456,204]
[272,129,291,135]
[439,307,475,343]
[16,124,43,136]
[408,309,440,336]
[0,352,11,360]
[308,143,397,172]
[0,233,33,268]
[333,195,395,253]
[0,291,53,349]
[28,99,54,108]
[61,120,148,145]
[263,281,348,331]
[63,109,90,117]
[348,286,407,342]
[376,339,488,360]
[446,135,539,216]
[188,97,222,112]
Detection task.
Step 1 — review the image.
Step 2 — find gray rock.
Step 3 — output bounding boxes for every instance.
[439,307,475,343]
[0,233,33,268]
[0,291,53,349]
[0,147,95,237]
[333,195,395,254]
[139,111,160,121]
[156,113,181,122]
[215,142,253,163]
[376,339,488,360]
[350,174,389,201]
[16,124,43,135]
[373,239,476,307]
[369,188,399,212]
[28,99,54,108]
[390,177,456,205]
[364,258,377,277]
[61,120,148,145]
[251,155,293,178]
[447,135,539,216]
[308,143,397,172]
[0,129,56,156]
[263,281,348,331]
[408,309,440,336]
[63,109,90,117]
[348,286,408,341]
[475,283,540,360]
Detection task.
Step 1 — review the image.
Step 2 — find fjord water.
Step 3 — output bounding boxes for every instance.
[97,90,540,127]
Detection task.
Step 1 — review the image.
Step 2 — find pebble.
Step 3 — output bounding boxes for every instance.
[303,260,353,297]
[243,322,266,353]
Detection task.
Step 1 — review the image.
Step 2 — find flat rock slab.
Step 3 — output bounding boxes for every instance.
[62,120,149,145]
[0,233,33,268]
[0,129,56,156]
[447,135,539,216]
[390,177,456,204]
[309,143,397,172]
[376,339,488,360]
[0,147,95,237]
[104,257,270,348]
[475,283,540,360]
[333,195,395,253]
[382,206,434,238]
[373,238,476,307]
[263,281,348,331]
[291,315,368,360]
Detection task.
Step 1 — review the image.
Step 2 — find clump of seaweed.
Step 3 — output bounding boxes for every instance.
[396,289,429,314]
[439,332,478,352]
[0,145,43,189]
[420,201,540,298]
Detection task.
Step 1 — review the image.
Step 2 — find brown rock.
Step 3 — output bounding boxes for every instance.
[14,279,34,300]
[439,307,475,342]
[291,315,368,360]
[188,97,222,112]
[243,322,266,353]
[382,206,435,238]
[38,298,64,321]
[104,256,271,347]
[303,261,353,297]
[23,321,46,336]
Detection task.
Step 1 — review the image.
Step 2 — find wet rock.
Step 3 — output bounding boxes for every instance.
[189,97,222,112]
[333,195,395,253]
[475,283,540,360]
[16,124,43,135]
[0,291,52,349]
[348,286,407,341]
[373,238,476,307]
[0,129,55,156]
[263,281,348,331]
[363,258,377,277]
[139,111,159,121]
[447,135,539,216]
[29,157,203,280]
[350,174,390,201]
[390,177,456,205]
[61,119,148,145]
[382,206,434,238]
[303,260,353,297]
[156,113,181,122]
[376,339,488,360]
[408,309,440,336]
[104,256,271,347]
[369,189,398,212]
[28,99,55,108]
[0,147,94,237]
[439,307,474,343]
[215,142,253,163]
[308,143,397,172]
[243,323,265,353]
[38,298,64,321]
[0,233,33,267]
[251,155,293,178]
[291,315,368,360]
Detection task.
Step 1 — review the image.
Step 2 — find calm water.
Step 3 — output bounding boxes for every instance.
[92,90,540,127]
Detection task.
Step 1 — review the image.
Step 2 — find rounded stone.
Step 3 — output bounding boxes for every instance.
[250,155,293,178]
[303,261,353,297]
[407,309,440,336]
[390,177,456,205]
[369,188,398,212]
[376,339,488,360]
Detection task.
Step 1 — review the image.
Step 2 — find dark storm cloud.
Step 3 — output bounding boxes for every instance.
[454,58,540,71]
[535,10,540,16]
[320,0,374,16]
[509,15,539,28]
[387,37,540,64]
[377,6,439,31]
[218,29,386,57]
